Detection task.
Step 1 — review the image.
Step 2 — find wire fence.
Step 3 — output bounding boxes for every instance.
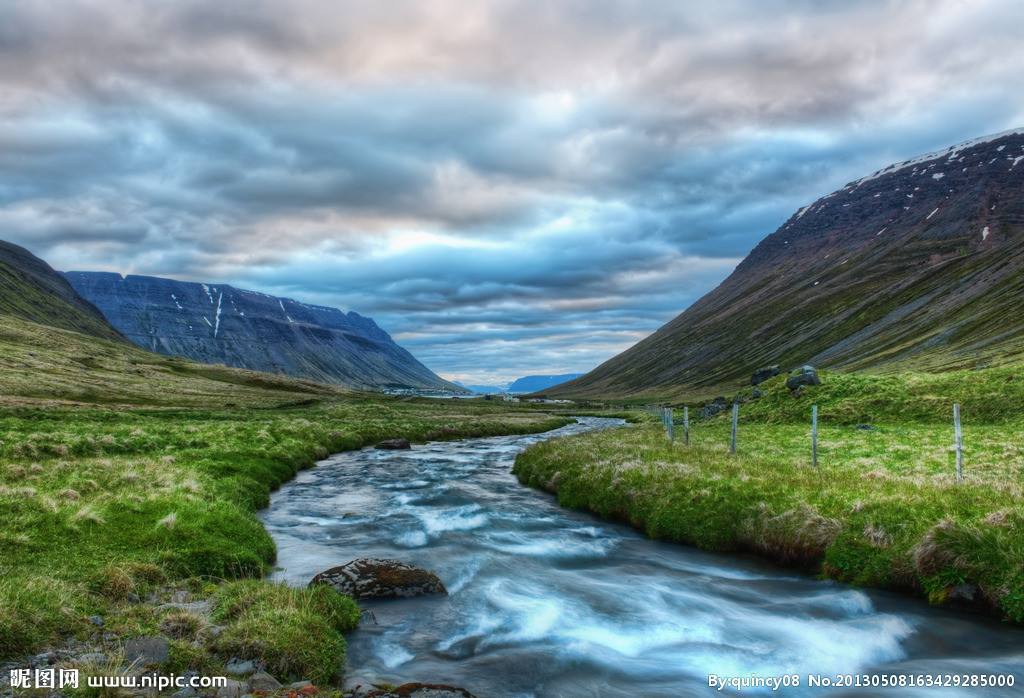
[646,401,970,482]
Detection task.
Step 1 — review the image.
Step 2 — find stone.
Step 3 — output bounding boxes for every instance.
[248,672,282,692]
[855,424,876,431]
[31,652,56,667]
[750,365,781,386]
[88,615,105,627]
[124,636,170,667]
[170,590,192,604]
[700,397,729,419]
[288,681,313,689]
[172,687,198,698]
[375,438,411,450]
[310,558,447,600]
[159,600,213,616]
[786,365,820,391]
[751,388,763,399]
[949,583,979,602]
[225,659,257,676]
[78,652,108,665]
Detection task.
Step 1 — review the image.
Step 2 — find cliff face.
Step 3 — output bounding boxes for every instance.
[0,240,123,341]
[64,272,462,392]
[553,129,1024,398]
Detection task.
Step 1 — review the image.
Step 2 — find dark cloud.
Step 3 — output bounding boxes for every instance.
[1,0,1023,382]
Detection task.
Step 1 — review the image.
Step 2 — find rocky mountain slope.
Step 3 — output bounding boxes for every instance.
[551,129,1024,399]
[64,272,462,392]
[0,240,123,341]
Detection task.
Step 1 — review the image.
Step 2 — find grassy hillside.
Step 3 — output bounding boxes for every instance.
[553,130,1024,400]
[0,315,351,409]
[718,366,1024,424]
[515,369,1024,623]
[0,240,123,342]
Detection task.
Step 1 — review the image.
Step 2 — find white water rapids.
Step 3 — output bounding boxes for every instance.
[261,417,1023,697]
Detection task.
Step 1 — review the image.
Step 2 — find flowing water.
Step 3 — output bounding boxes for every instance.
[261,417,1024,697]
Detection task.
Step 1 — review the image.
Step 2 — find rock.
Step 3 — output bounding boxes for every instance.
[88,615,105,627]
[216,679,249,698]
[202,624,225,640]
[31,651,56,667]
[288,681,313,689]
[751,388,763,399]
[170,590,192,604]
[855,424,876,431]
[159,600,213,615]
[750,365,781,386]
[375,438,411,450]
[310,558,447,600]
[700,396,729,419]
[786,365,820,391]
[225,659,257,676]
[172,687,198,698]
[77,652,108,665]
[949,583,979,602]
[366,684,476,698]
[124,636,170,667]
[127,592,141,603]
[248,672,282,692]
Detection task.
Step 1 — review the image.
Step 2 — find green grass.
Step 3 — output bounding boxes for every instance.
[212,580,361,684]
[0,396,572,676]
[514,370,1024,622]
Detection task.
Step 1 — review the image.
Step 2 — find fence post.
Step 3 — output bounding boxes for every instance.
[667,407,674,442]
[730,402,739,454]
[811,404,818,469]
[683,406,689,446]
[953,403,963,483]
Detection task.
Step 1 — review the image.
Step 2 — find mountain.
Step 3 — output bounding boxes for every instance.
[0,240,346,408]
[0,240,123,341]
[457,383,508,395]
[507,373,583,393]
[64,272,464,393]
[551,128,1024,399]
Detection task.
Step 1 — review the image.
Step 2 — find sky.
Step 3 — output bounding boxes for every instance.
[3,1,1024,384]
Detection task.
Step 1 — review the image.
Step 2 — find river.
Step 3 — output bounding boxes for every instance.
[260,417,1024,697]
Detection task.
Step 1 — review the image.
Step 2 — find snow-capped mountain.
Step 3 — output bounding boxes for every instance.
[63,272,462,392]
[553,129,1024,398]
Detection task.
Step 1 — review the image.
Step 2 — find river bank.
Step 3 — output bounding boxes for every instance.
[513,414,1024,624]
[0,397,573,688]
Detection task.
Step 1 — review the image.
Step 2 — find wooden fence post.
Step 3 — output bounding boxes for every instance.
[811,404,818,469]
[730,402,739,454]
[683,406,689,446]
[953,403,963,483]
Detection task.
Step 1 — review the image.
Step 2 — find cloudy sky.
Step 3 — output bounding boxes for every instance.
[3,0,1023,383]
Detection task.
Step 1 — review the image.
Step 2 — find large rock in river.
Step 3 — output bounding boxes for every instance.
[310,558,447,600]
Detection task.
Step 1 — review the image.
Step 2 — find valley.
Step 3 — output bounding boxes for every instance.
[1,46,1023,694]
